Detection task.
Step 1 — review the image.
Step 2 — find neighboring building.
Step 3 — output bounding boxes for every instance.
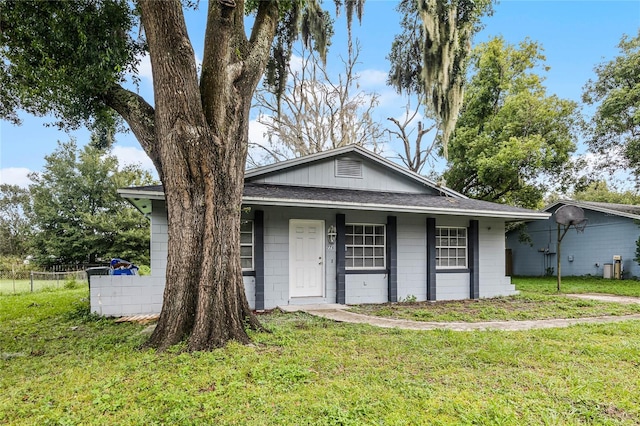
[91,145,548,316]
[506,200,640,278]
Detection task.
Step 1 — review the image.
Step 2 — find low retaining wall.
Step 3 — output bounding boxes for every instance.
[90,275,165,317]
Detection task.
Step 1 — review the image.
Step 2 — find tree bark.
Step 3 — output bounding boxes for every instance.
[137,0,278,351]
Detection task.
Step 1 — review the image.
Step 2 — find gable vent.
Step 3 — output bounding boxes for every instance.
[335,158,363,178]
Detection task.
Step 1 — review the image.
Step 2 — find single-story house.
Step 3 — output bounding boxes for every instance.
[90,145,548,316]
[506,200,640,278]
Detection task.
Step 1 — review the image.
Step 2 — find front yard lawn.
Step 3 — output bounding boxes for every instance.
[2,278,640,424]
[349,276,640,322]
[348,293,640,322]
[515,275,640,296]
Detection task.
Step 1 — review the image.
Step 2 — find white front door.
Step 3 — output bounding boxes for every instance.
[289,219,325,298]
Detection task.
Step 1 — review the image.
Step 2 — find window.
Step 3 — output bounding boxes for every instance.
[346,224,385,269]
[240,220,254,270]
[436,227,467,269]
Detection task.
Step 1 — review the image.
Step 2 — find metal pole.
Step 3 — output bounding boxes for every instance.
[557,224,561,293]
[30,271,34,292]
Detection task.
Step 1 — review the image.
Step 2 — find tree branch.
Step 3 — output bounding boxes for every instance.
[104,85,161,176]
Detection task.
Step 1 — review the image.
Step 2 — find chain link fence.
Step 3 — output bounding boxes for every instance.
[0,269,88,295]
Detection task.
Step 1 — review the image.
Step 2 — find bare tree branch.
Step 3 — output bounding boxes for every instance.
[251,41,384,163]
[386,94,438,174]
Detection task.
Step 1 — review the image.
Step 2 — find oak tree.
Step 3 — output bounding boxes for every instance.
[582,31,640,179]
[0,0,352,350]
[443,37,580,209]
[388,0,493,153]
[28,140,153,266]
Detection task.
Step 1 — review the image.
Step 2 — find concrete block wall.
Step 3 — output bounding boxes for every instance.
[90,275,165,316]
[396,214,427,301]
[345,274,388,304]
[150,200,168,277]
[507,209,640,278]
[479,219,517,298]
[435,273,469,300]
[90,275,258,315]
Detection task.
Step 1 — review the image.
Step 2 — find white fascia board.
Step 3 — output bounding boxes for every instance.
[117,188,166,200]
[242,196,551,220]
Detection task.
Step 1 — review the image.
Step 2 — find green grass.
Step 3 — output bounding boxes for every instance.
[515,276,640,296]
[350,276,640,322]
[2,281,640,424]
[0,278,88,295]
[349,293,640,322]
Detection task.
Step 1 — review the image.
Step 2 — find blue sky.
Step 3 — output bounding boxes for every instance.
[1,0,639,187]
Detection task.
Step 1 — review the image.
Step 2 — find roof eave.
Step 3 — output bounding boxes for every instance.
[546,200,640,221]
[243,196,551,220]
[117,188,165,200]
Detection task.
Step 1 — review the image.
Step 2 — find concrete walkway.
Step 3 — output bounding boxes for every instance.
[279,294,640,331]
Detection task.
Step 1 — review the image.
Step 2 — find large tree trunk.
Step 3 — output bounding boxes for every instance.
[137,0,278,351]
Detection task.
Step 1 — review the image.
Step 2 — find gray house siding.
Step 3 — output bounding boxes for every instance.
[397,214,427,301]
[250,156,435,194]
[147,203,516,311]
[507,208,640,278]
[150,200,168,278]
[99,146,543,317]
[479,220,516,297]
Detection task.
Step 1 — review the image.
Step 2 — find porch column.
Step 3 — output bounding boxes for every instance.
[254,210,265,310]
[469,219,480,299]
[426,217,436,301]
[387,216,398,302]
[336,213,346,304]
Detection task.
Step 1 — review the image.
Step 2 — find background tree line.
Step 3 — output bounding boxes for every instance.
[0,136,153,268]
[251,11,639,209]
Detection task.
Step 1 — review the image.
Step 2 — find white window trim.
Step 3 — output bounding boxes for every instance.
[345,223,386,270]
[241,220,254,271]
[435,226,468,270]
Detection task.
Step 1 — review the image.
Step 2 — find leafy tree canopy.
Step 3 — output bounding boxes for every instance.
[572,180,640,205]
[582,31,640,179]
[0,184,31,256]
[0,0,143,132]
[443,37,580,209]
[29,140,154,266]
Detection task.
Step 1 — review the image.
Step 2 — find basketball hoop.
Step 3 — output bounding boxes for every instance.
[554,203,588,293]
[573,218,588,234]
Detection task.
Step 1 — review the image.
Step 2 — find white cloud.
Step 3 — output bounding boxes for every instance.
[137,53,153,81]
[289,54,304,77]
[0,167,33,188]
[248,118,270,147]
[111,146,156,175]
[356,69,388,88]
[572,151,636,190]
[134,52,202,83]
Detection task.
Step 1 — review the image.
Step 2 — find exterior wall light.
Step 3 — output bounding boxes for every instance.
[327,225,337,244]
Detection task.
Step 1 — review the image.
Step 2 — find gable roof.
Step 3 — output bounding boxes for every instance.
[245,145,466,199]
[117,146,549,221]
[545,200,640,221]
